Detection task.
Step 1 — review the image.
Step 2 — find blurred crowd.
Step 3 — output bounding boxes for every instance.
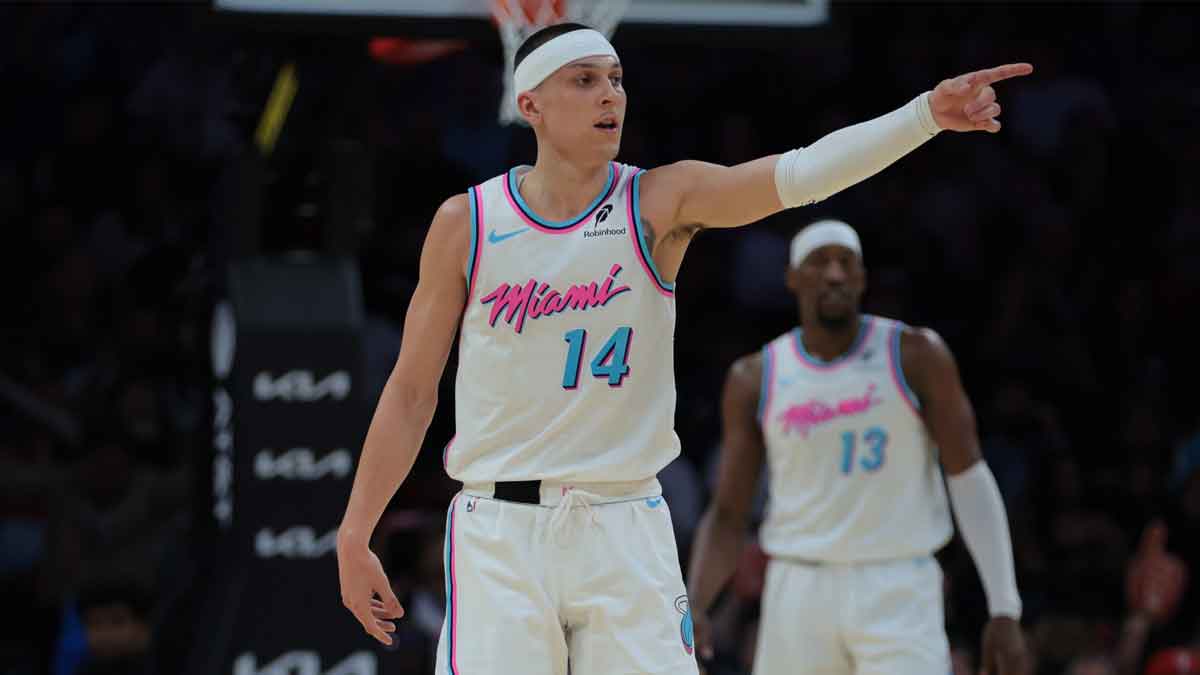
[1,3,1199,675]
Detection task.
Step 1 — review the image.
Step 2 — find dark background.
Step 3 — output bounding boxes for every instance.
[2,2,1199,674]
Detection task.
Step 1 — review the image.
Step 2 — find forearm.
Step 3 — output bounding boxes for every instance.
[338,373,437,545]
[775,92,942,208]
[947,460,1022,618]
[687,507,749,613]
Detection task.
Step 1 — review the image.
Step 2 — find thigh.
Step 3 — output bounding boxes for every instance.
[561,497,699,675]
[847,557,951,675]
[752,560,852,675]
[435,494,568,675]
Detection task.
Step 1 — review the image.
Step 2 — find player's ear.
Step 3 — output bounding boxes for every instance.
[517,91,542,126]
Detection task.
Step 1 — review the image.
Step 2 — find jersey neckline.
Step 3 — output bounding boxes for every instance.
[790,315,876,370]
[503,162,619,233]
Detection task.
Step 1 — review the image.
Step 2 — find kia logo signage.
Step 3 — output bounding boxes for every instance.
[253,371,351,402]
[254,449,353,481]
[233,651,376,675]
[254,527,339,559]
[212,387,234,528]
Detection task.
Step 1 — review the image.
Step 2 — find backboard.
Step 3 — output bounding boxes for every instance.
[213,0,829,35]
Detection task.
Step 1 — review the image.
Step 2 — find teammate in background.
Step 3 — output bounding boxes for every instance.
[336,20,1032,675]
[687,219,1031,675]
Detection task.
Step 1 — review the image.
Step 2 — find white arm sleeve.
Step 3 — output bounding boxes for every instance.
[774,92,942,208]
[947,461,1023,619]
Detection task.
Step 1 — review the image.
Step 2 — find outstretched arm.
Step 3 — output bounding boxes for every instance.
[687,353,767,662]
[640,63,1032,235]
[336,194,471,645]
[901,326,1030,675]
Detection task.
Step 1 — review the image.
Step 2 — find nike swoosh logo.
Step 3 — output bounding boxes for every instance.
[487,227,530,244]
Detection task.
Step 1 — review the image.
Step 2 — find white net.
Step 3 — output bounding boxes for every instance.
[493,0,631,125]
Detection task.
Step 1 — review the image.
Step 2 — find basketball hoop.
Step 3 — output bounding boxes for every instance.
[491,0,630,126]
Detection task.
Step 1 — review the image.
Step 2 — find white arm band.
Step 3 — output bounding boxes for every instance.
[774,92,942,208]
[947,461,1023,619]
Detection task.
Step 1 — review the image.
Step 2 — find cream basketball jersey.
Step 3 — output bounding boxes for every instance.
[757,315,953,562]
[444,162,681,483]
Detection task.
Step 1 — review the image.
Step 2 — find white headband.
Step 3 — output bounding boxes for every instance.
[790,219,862,267]
[513,29,618,105]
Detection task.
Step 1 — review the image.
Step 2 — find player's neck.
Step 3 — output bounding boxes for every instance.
[519,150,611,221]
[800,315,862,361]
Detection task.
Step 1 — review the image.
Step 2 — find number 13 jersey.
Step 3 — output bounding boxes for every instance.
[445,162,681,484]
[757,315,953,563]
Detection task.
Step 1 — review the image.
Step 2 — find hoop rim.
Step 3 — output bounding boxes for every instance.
[489,0,566,27]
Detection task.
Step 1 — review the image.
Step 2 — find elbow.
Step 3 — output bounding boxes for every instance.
[775,148,835,209]
[390,378,439,425]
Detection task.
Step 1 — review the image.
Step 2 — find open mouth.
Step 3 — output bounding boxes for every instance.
[594,121,619,131]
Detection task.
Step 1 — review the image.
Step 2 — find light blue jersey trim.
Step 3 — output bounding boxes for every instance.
[890,324,921,410]
[465,187,479,297]
[631,171,675,293]
[757,345,773,423]
[791,316,872,368]
[442,496,458,674]
[508,163,615,229]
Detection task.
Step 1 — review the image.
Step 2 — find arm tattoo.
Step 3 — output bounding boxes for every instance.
[642,219,701,256]
[641,219,657,254]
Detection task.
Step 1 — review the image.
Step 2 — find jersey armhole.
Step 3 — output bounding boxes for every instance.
[758,344,775,426]
[465,186,484,304]
[626,170,675,297]
[888,324,922,416]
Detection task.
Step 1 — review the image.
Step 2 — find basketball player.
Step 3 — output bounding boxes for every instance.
[335,21,1031,674]
[687,219,1030,674]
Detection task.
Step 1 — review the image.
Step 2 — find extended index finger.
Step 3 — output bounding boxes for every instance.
[972,63,1034,87]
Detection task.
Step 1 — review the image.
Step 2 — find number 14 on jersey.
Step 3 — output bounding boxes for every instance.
[562,327,632,388]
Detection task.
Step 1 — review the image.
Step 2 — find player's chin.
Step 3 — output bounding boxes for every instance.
[588,133,621,159]
[818,295,851,313]
[593,128,621,146]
